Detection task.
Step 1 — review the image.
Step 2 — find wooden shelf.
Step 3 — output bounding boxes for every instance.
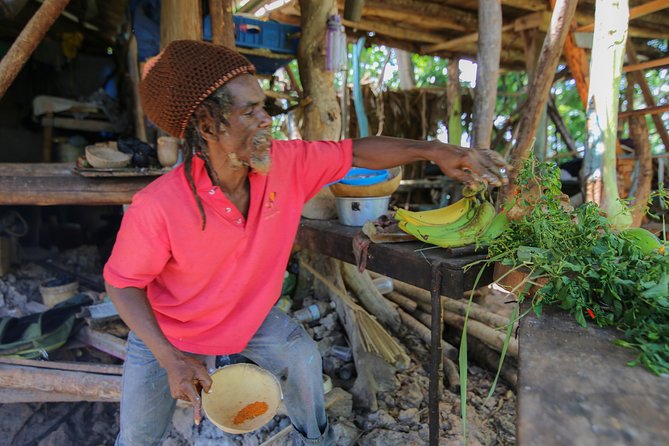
[0,163,155,206]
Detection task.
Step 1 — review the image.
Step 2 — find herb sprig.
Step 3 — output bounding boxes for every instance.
[489,157,669,375]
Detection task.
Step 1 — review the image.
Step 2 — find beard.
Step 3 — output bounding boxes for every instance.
[248,128,273,175]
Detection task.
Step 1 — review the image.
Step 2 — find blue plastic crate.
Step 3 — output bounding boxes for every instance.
[203,15,300,55]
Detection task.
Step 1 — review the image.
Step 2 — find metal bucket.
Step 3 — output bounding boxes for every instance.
[335,196,390,226]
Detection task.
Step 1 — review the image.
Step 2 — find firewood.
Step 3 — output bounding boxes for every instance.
[341,262,402,328]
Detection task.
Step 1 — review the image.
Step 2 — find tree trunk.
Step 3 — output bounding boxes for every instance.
[626,78,653,228]
[582,0,631,229]
[472,0,502,149]
[160,0,202,48]
[298,0,341,220]
[502,0,577,202]
[298,0,341,140]
[209,0,236,48]
[395,49,415,89]
[447,58,462,145]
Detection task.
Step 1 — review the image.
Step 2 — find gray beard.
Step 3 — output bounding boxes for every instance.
[226,130,273,174]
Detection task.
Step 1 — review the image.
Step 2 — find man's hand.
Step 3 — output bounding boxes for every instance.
[435,145,510,188]
[161,351,213,425]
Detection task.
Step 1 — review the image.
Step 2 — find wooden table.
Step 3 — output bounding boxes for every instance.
[518,306,669,445]
[296,219,493,446]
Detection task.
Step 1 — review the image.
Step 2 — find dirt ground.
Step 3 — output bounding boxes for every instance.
[0,246,517,446]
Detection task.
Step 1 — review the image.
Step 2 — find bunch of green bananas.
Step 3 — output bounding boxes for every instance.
[395,196,508,249]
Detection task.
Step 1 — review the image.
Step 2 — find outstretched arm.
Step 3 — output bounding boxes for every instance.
[351,136,510,187]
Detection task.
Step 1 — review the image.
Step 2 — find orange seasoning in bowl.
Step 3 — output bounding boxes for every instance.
[233,401,269,425]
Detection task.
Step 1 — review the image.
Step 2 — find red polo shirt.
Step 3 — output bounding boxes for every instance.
[103,139,352,355]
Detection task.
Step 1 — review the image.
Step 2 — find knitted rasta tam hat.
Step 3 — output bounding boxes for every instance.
[140,40,256,138]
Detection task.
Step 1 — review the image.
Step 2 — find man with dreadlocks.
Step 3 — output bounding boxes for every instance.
[103,40,509,446]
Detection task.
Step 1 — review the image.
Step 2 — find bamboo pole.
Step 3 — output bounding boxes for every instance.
[503,0,578,201]
[341,262,401,328]
[0,0,70,100]
[442,312,519,357]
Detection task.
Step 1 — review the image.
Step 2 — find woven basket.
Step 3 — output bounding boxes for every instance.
[85,145,131,169]
[329,166,402,198]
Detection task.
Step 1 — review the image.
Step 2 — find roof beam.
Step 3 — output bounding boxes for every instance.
[422,11,550,54]
[341,18,446,43]
[576,0,669,32]
[623,55,669,73]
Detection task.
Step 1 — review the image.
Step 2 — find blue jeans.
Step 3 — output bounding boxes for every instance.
[115,308,333,445]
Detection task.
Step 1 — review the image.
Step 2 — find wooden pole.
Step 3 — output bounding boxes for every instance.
[0,0,70,100]
[472,0,502,149]
[623,56,669,73]
[626,44,669,151]
[447,57,462,145]
[575,0,669,33]
[551,0,589,108]
[547,99,580,158]
[160,0,202,49]
[209,0,236,48]
[522,28,548,161]
[626,80,653,227]
[298,0,340,140]
[503,0,578,201]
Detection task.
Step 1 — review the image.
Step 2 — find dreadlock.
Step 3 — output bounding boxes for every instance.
[183,86,234,230]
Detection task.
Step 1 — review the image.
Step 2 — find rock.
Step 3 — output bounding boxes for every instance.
[398,408,419,424]
[398,380,424,409]
[332,419,360,445]
[359,428,423,445]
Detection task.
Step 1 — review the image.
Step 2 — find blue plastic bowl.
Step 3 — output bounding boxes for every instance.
[338,168,389,186]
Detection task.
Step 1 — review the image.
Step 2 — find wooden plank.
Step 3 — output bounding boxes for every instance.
[0,364,121,401]
[0,388,119,403]
[576,0,669,32]
[41,116,115,133]
[618,104,669,119]
[623,55,669,73]
[0,163,153,205]
[358,0,478,32]
[517,306,669,445]
[74,326,127,360]
[295,219,493,298]
[0,357,122,375]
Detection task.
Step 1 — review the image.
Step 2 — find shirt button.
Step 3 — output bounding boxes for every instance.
[225,207,231,213]
[208,189,215,195]
[236,218,242,224]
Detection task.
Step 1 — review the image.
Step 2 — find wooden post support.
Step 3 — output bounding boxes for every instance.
[160,0,202,49]
[522,28,548,161]
[0,0,70,100]
[625,44,669,152]
[209,0,236,48]
[471,0,502,149]
[625,80,653,227]
[503,0,578,201]
[447,58,462,145]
